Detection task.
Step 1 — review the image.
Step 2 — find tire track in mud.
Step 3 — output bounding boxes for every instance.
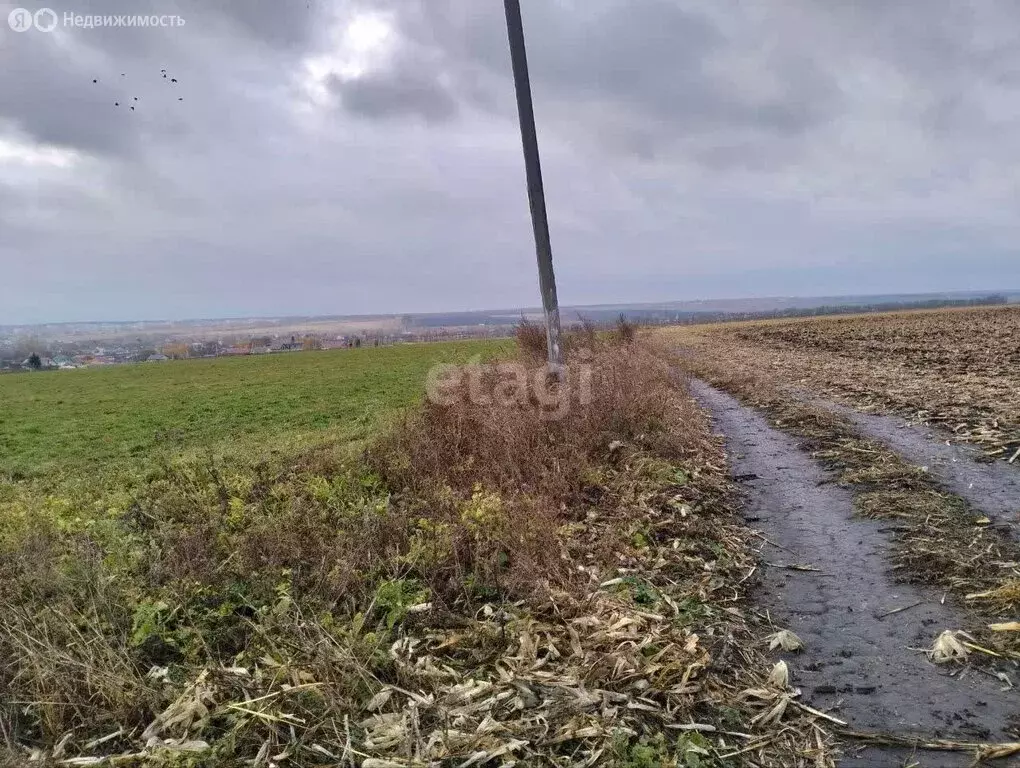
[692,380,1019,767]
[799,396,1020,539]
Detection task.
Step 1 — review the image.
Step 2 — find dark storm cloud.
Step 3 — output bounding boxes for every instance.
[342,0,836,164]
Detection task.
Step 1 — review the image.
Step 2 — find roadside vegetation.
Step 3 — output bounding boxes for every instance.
[1,328,835,766]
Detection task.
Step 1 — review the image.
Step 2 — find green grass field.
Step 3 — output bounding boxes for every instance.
[0,340,510,478]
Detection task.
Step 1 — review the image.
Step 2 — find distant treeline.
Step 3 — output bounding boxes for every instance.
[627,294,1010,327]
[410,295,1011,331]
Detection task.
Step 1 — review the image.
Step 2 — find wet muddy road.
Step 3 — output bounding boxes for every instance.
[692,380,1018,767]
[802,396,1020,539]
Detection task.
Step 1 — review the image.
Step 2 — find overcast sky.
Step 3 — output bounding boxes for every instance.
[2,0,1019,324]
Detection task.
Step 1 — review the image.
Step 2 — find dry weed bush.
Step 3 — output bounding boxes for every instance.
[516,316,628,360]
[376,341,697,498]
[614,314,637,344]
[566,317,599,352]
[369,337,708,603]
[513,317,548,358]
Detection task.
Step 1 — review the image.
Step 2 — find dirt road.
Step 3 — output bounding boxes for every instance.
[802,396,1020,539]
[692,380,1019,767]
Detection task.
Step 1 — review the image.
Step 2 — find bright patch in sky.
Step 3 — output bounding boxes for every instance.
[0,136,78,169]
[302,10,396,106]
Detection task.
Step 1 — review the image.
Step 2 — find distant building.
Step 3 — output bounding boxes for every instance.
[147,353,169,362]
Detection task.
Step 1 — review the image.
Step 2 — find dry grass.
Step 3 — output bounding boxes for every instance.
[374,342,692,499]
[0,336,839,766]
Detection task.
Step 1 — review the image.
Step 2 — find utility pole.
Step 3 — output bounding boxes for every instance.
[503,0,564,369]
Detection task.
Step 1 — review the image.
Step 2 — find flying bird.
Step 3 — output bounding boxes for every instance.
[133,97,138,101]
[92,78,97,84]
[171,78,177,83]
[114,102,119,106]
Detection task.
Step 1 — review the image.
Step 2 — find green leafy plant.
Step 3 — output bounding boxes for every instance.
[610,732,676,767]
[373,579,430,629]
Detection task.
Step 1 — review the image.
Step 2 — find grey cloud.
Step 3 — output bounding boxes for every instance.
[0,33,140,156]
[190,0,324,51]
[344,0,836,166]
[330,60,459,122]
[0,0,320,158]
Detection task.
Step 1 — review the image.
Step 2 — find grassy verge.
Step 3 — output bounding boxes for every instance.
[671,338,1020,665]
[1,334,836,766]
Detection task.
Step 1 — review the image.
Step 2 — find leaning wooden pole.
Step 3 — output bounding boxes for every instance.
[503,0,564,369]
